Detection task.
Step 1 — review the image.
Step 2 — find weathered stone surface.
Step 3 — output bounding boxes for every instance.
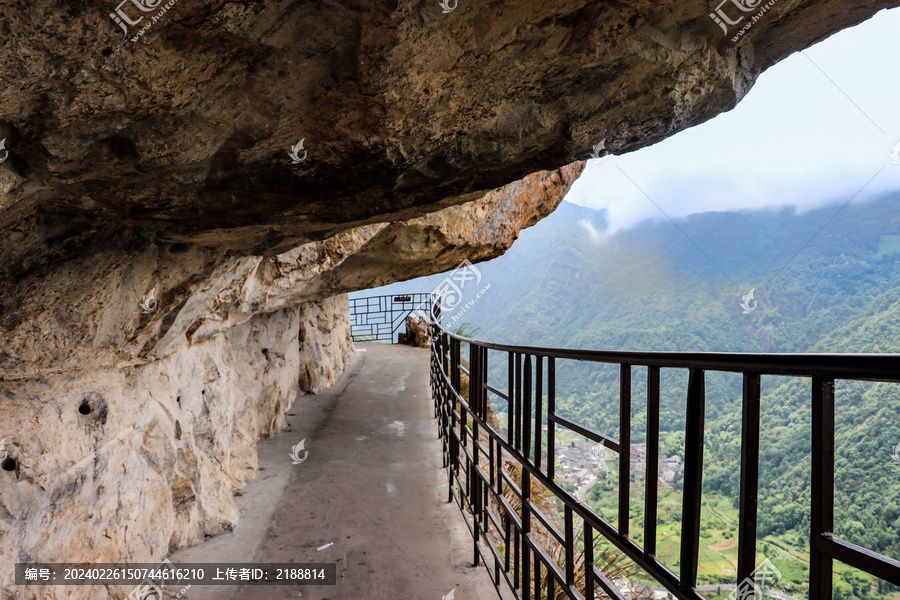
[0,305,296,598]
[405,315,432,348]
[0,296,355,599]
[1,0,895,256]
[0,164,580,599]
[297,295,355,394]
[301,163,586,296]
[0,163,583,380]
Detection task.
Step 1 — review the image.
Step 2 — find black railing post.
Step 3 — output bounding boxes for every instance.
[432,336,438,417]
[810,376,835,600]
[441,331,449,376]
[565,505,575,588]
[522,466,532,600]
[523,354,533,599]
[644,366,660,559]
[489,428,495,493]
[432,333,444,456]
[450,336,461,393]
[680,368,706,590]
[514,502,521,591]
[444,334,456,503]
[737,372,761,592]
[504,502,512,574]
[482,346,490,421]
[535,356,543,470]
[548,357,556,480]
[619,364,632,536]
[450,336,461,498]
[585,524,595,600]
[471,343,481,566]
[524,355,533,462]
[508,352,515,443]
[515,353,523,452]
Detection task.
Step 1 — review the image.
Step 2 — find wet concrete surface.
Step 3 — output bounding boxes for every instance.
[171,344,499,600]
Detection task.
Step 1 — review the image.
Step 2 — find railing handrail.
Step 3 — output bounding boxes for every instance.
[430,319,900,600]
[438,328,900,381]
[346,291,900,376]
[351,292,437,302]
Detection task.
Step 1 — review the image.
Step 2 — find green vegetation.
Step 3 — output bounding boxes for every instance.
[463,195,900,597]
[351,334,384,343]
[571,432,897,598]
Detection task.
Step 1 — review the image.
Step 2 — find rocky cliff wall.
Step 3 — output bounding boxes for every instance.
[0,164,583,599]
[297,295,355,395]
[1,304,302,599]
[0,294,358,600]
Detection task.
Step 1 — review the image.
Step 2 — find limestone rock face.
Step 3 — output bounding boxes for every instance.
[0,0,894,255]
[405,315,432,348]
[297,295,355,394]
[0,304,303,599]
[0,164,582,599]
[0,295,354,599]
[0,163,584,380]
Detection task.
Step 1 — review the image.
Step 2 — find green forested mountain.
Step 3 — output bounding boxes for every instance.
[359,194,900,597]
[468,196,900,597]
[464,197,900,355]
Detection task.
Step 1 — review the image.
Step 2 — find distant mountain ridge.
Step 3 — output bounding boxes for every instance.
[453,194,900,354]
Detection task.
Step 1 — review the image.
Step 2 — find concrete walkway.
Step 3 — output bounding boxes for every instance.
[171,344,497,600]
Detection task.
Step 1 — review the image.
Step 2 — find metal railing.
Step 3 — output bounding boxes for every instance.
[348,293,436,343]
[430,324,900,600]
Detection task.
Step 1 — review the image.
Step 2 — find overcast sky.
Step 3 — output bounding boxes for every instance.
[565,7,900,232]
